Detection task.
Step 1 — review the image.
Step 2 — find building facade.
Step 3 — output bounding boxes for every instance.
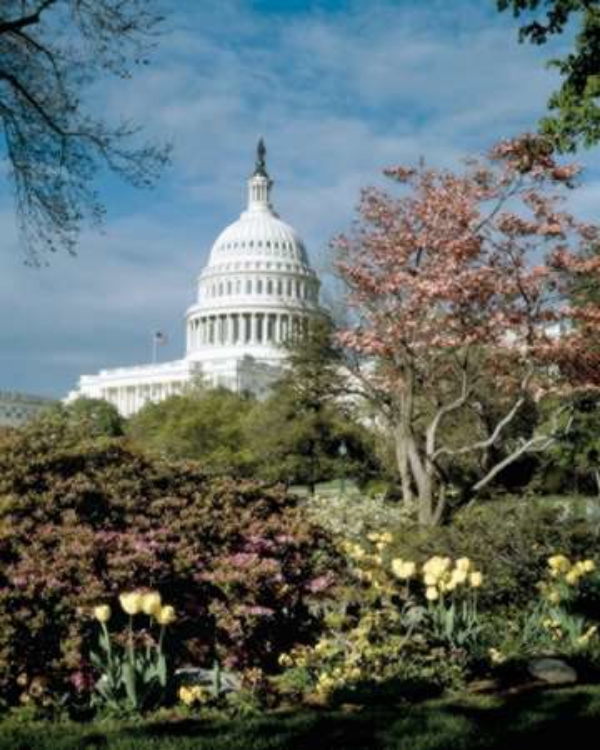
[0,391,55,428]
[70,141,325,416]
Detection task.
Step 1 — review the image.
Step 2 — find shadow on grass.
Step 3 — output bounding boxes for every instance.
[2,683,600,750]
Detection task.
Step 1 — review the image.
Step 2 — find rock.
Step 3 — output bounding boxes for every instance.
[528,658,577,685]
[466,678,501,694]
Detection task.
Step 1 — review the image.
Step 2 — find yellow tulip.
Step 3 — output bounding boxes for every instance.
[469,571,483,588]
[456,557,471,572]
[399,561,416,579]
[119,591,143,616]
[451,569,468,586]
[391,559,416,579]
[424,573,438,587]
[93,605,111,623]
[141,591,162,616]
[423,556,450,576]
[425,587,439,601]
[156,604,176,625]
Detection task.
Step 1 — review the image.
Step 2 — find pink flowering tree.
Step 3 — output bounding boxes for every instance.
[334,135,600,526]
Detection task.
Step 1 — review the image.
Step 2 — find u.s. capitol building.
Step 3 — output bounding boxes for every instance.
[69,141,326,416]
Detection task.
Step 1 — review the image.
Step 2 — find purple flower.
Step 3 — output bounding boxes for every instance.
[306,573,335,594]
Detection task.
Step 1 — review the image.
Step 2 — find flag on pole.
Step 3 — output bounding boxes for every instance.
[152,331,168,363]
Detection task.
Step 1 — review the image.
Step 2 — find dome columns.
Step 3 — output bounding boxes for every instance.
[186,310,311,353]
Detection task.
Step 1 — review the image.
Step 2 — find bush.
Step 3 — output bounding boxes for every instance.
[387,498,600,612]
[0,432,339,708]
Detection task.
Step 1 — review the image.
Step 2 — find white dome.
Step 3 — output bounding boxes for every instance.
[185,140,324,364]
[209,211,310,267]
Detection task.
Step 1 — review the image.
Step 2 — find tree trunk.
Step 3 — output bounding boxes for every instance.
[394,424,413,506]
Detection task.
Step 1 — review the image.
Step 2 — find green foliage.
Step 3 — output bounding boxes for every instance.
[127,388,255,475]
[388,499,600,612]
[498,0,600,150]
[127,320,381,489]
[24,397,124,446]
[0,430,339,708]
[245,318,381,488]
[90,617,170,714]
[534,391,600,495]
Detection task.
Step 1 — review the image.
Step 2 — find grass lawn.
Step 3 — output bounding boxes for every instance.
[2,684,600,749]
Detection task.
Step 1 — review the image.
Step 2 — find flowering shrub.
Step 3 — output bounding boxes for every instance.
[495,555,600,662]
[275,535,486,702]
[0,435,339,707]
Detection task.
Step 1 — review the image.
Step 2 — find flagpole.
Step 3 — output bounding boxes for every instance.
[152,333,157,364]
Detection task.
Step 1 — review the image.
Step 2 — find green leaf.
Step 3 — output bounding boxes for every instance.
[122,661,138,710]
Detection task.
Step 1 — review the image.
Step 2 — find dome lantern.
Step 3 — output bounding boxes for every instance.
[247,138,273,213]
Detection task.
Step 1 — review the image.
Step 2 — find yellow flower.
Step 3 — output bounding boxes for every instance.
[565,569,581,586]
[119,591,142,616]
[93,605,111,623]
[423,556,451,577]
[141,591,162,616]
[469,571,483,588]
[456,557,471,573]
[548,555,571,574]
[488,648,506,665]
[367,532,380,542]
[582,560,596,574]
[425,587,439,601]
[450,568,468,586]
[155,604,176,625]
[179,686,195,706]
[547,588,561,605]
[424,573,438,587]
[391,558,416,580]
[380,532,393,544]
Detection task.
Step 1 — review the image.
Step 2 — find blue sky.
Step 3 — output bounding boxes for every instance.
[1,0,599,398]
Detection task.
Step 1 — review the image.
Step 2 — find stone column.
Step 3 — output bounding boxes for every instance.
[231,314,238,344]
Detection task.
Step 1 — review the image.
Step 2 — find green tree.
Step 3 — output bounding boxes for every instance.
[25,396,124,446]
[245,319,381,490]
[0,1,169,262]
[498,0,600,150]
[536,390,600,495]
[127,388,255,476]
